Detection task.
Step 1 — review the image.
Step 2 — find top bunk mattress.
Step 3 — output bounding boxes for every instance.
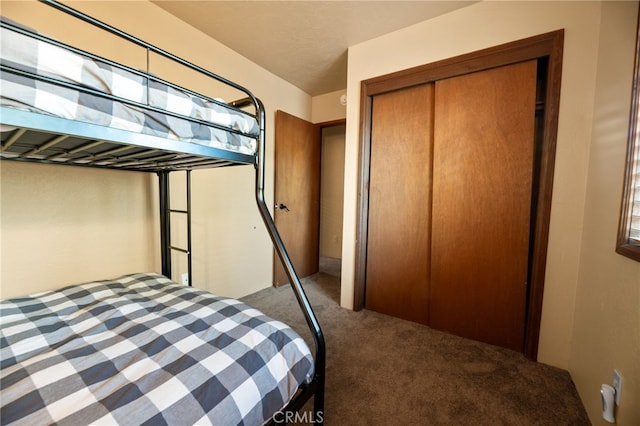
[0,19,259,156]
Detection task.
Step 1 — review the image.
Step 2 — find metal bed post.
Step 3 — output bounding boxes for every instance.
[253,99,326,423]
[159,170,172,279]
[186,170,192,287]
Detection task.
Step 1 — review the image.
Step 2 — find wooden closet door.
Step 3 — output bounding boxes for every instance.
[365,84,434,324]
[429,60,537,351]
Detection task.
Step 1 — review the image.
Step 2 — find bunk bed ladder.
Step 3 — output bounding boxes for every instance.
[159,170,193,287]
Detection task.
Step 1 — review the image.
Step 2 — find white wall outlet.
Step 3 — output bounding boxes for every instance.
[181,273,189,286]
[601,384,615,423]
[613,369,623,406]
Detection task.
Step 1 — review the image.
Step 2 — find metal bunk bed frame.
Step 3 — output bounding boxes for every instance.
[0,0,325,422]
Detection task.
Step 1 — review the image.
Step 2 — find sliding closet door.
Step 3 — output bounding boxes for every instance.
[429,60,537,351]
[364,84,434,324]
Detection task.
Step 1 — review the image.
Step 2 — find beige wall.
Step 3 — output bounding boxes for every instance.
[312,89,347,124]
[320,125,346,260]
[1,0,311,299]
[570,2,640,425]
[0,161,158,298]
[312,90,347,260]
[343,1,639,423]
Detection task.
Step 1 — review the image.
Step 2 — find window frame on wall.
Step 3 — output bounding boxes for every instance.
[617,12,640,262]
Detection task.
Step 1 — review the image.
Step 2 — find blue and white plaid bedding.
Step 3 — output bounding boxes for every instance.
[0,273,314,425]
[0,20,259,155]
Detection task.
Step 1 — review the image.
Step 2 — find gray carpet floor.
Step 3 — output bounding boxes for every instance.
[241,262,590,425]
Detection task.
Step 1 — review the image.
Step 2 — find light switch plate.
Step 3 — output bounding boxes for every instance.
[613,369,623,406]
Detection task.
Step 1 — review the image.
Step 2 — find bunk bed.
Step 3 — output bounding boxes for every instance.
[0,1,325,425]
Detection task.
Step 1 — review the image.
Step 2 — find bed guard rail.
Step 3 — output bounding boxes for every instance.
[11,0,260,146]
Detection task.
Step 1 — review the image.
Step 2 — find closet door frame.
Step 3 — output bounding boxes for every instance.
[354,30,564,361]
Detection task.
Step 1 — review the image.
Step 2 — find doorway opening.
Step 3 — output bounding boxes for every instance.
[273,112,345,302]
[319,123,346,281]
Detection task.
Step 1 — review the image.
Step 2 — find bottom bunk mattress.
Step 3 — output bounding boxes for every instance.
[0,272,314,425]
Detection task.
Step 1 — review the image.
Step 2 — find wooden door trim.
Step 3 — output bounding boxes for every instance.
[362,30,563,97]
[354,30,564,360]
[318,118,346,129]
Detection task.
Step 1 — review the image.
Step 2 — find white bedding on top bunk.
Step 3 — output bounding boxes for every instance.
[0,22,259,155]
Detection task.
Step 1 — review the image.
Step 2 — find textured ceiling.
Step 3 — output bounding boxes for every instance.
[152,1,475,96]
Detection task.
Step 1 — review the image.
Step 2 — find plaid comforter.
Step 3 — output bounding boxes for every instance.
[0,273,314,425]
[0,19,259,155]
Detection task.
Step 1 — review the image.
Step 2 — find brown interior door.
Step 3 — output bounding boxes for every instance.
[273,110,321,285]
[429,60,537,351]
[364,84,434,324]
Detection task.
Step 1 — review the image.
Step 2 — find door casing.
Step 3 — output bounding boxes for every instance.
[354,30,564,360]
